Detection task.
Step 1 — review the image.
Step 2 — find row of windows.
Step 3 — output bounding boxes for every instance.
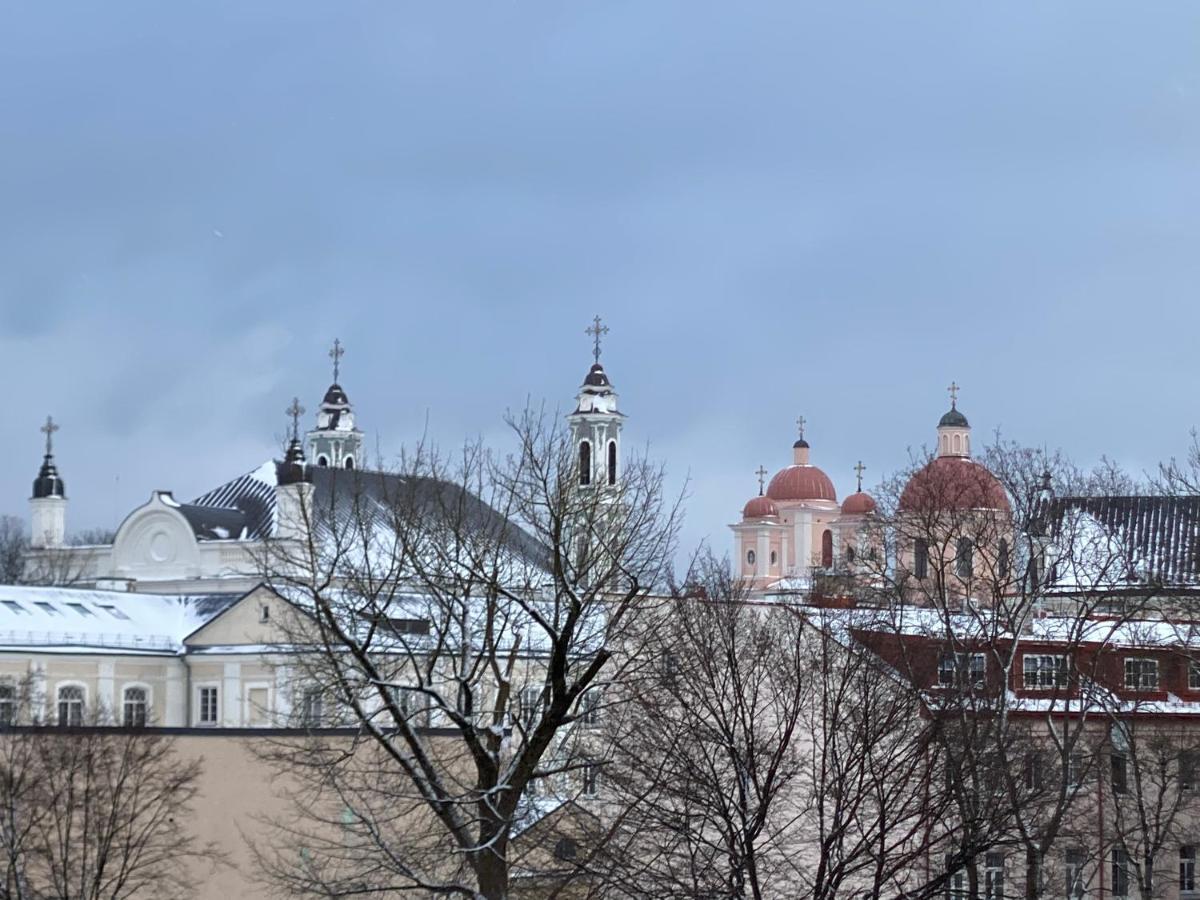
[914,538,1004,579]
[0,683,153,728]
[577,440,618,487]
[948,847,1200,899]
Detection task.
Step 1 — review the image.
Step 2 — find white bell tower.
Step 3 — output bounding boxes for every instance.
[29,415,67,549]
[568,317,624,490]
[306,338,364,470]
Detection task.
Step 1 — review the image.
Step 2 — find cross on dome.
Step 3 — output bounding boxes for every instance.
[947,381,960,408]
[854,460,866,493]
[796,416,806,441]
[40,415,59,456]
[286,397,305,441]
[329,338,345,383]
[585,315,609,364]
[755,465,768,495]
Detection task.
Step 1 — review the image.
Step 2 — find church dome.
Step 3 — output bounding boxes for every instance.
[938,406,969,428]
[322,384,350,407]
[583,364,611,388]
[767,466,837,503]
[742,495,779,519]
[841,491,876,516]
[899,457,1009,513]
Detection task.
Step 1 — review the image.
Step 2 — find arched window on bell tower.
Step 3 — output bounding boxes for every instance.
[606,441,617,486]
[579,441,592,487]
[821,530,833,568]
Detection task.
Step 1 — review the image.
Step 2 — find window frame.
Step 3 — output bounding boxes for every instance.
[580,760,601,798]
[938,651,986,688]
[1123,657,1159,691]
[195,683,220,727]
[55,682,86,728]
[121,683,151,728]
[914,538,929,579]
[1182,845,1197,895]
[1022,654,1069,690]
[1111,847,1130,898]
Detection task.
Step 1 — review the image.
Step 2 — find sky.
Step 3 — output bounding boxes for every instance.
[2,2,1200,560]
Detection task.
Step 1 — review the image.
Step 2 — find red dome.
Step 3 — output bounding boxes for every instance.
[766,465,837,503]
[742,495,779,519]
[899,457,1010,513]
[841,491,877,515]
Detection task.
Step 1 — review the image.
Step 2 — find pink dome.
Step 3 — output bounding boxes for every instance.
[742,496,779,519]
[899,457,1010,513]
[767,465,837,503]
[841,491,877,515]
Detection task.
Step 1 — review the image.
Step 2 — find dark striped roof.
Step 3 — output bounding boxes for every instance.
[1049,495,1200,588]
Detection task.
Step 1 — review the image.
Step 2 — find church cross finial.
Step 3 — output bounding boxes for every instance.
[947,380,960,407]
[755,465,768,495]
[796,416,806,441]
[329,338,345,383]
[854,460,866,493]
[585,316,609,365]
[286,398,305,441]
[40,415,59,457]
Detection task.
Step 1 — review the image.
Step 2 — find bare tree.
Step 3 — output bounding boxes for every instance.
[0,516,28,585]
[253,409,681,899]
[0,686,216,900]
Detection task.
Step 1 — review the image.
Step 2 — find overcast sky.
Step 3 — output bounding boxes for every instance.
[2,2,1200,559]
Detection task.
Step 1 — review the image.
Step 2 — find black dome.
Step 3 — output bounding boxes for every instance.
[583,364,611,388]
[322,384,350,406]
[938,407,969,428]
[793,439,810,449]
[32,455,65,499]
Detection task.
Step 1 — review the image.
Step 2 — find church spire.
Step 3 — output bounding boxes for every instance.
[569,318,624,488]
[936,381,971,458]
[30,415,67,549]
[307,340,363,470]
[32,416,65,499]
[278,398,311,485]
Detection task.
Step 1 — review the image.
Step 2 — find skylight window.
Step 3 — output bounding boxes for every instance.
[97,605,131,621]
[1,601,27,615]
[34,602,59,616]
[66,603,95,617]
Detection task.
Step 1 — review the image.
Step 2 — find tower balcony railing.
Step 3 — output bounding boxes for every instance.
[0,630,179,652]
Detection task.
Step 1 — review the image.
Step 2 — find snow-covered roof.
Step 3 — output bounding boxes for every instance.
[0,585,237,654]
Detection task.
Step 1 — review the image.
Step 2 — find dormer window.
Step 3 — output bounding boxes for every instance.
[1124,657,1159,691]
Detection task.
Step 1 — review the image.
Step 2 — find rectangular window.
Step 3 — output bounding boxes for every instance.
[198,686,219,725]
[1112,847,1130,898]
[581,760,600,798]
[0,601,26,615]
[0,683,15,726]
[1191,660,1200,691]
[33,602,58,616]
[938,652,986,687]
[1124,658,1159,691]
[1024,752,1044,792]
[1065,849,1086,899]
[1067,751,1086,789]
[915,539,929,579]
[984,852,1004,900]
[1022,654,1069,689]
[945,858,966,900]
[518,686,542,727]
[300,688,323,727]
[1112,753,1128,794]
[1183,846,1197,894]
[578,688,601,726]
[1183,751,1198,791]
[57,686,84,728]
[97,604,130,620]
[66,603,94,617]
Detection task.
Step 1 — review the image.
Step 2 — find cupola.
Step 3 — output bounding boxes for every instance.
[936,381,971,459]
[568,317,624,489]
[29,415,67,549]
[306,339,364,470]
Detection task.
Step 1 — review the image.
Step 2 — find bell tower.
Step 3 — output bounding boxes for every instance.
[936,381,972,458]
[306,338,364,470]
[30,415,67,549]
[568,317,624,489]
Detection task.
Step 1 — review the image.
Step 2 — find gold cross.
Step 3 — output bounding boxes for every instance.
[585,316,609,364]
[40,415,59,456]
[854,460,866,493]
[755,465,768,495]
[329,338,345,383]
[286,397,305,441]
